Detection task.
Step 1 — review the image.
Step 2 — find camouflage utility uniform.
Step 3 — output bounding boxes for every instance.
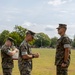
[55,35,71,75]
[1,45,14,75]
[18,40,32,75]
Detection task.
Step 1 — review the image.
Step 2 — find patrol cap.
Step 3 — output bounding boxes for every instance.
[26,30,36,37]
[7,37,14,42]
[56,24,67,30]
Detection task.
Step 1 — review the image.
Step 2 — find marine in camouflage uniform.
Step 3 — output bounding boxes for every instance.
[18,30,39,75]
[55,24,71,75]
[18,40,32,75]
[1,37,17,75]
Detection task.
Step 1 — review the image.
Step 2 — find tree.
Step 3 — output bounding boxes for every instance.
[14,25,27,39]
[34,33,51,47]
[13,25,27,46]
[9,31,22,46]
[0,30,9,46]
[50,37,58,48]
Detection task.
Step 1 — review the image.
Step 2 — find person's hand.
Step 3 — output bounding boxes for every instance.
[14,48,18,52]
[61,63,67,68]
[33,53,39,58]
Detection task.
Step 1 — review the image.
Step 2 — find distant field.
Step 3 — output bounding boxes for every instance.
[0,48,75,75]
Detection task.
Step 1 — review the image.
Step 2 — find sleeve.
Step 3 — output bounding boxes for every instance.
[11,46,16,50]
[1,47,12,55]
[20,44,28,56]
[63,37,71,48]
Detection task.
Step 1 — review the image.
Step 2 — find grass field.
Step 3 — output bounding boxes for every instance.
[0,48,75,75]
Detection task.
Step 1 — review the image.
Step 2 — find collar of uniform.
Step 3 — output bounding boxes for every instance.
[60,34,67,40]
[24,40,28,44]
[61,34,67,38]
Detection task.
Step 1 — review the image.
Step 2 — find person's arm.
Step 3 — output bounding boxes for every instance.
[20,43,39,59]
[61,47,70,67]
[8,49,18,56]
[22,53,39,59]
[1,47,18,56]
[61,37,71,67]
[64,48,69,63]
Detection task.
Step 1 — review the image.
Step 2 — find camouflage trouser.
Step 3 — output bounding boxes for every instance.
[19,69,31,75]
[2,68,12,75]
[56,66,68,75]
[19,61,32,75]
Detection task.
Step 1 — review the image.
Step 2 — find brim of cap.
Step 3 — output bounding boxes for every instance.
[56,27,67,29]
[32,35,37,39]
[7,38,14,42]
[32,34,38,40]
[56,27,60,29]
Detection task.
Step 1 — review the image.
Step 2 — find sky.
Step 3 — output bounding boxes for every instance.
[0,0,75,39]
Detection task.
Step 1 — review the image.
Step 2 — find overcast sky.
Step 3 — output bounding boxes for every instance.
[0,0,75,39]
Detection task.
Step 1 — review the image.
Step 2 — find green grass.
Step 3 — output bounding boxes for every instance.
[0,48,75,75]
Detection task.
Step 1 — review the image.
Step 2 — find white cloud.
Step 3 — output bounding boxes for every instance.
[45,25,55,31]
[48,0,67,6]
[22,21,37,27]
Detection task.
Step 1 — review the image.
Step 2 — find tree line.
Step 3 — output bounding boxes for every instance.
[0,25,75,48]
